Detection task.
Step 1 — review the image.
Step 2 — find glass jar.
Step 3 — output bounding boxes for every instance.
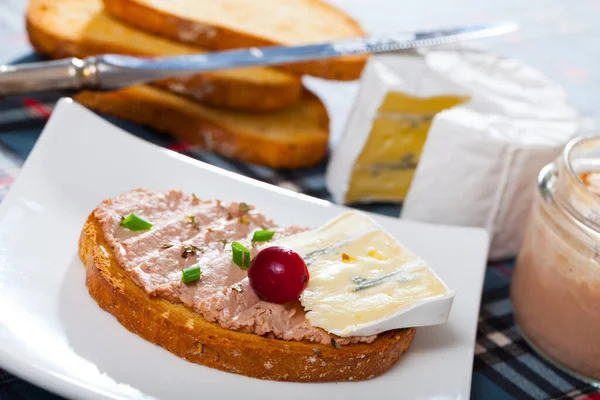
[511,136,600,386]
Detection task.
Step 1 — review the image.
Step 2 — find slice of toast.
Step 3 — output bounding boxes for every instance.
[26,0,302,112]
[74,85,329,169]
[103,0,367,80]
[79,192,415,382]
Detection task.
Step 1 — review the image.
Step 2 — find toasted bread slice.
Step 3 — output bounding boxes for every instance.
[74,85,329,169]
[103,0,367,80]
[79,202,415,382]
[26,0,302,112]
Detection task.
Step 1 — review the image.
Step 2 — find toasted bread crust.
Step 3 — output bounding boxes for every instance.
[74,86,329,169]
[26,0,302,112]
[79,212,415,382]
[103,0,367,80]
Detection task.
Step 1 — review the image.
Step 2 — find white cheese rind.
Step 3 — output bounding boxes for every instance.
[264,211,455,337]
[326,50,579,259]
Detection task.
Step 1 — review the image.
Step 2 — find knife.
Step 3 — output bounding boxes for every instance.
[0,22,517,96]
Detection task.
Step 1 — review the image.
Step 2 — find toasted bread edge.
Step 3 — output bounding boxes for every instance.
[102,0,367,80]
[73,86,329,169]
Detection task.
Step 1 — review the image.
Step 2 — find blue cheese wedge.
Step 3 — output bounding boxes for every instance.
[264,211,455,337]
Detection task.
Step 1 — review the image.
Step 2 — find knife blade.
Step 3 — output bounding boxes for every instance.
[0,22,517,96]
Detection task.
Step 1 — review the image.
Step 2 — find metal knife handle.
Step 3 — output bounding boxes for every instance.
[0,58,100,96]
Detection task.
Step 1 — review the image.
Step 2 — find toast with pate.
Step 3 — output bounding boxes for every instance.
[102,0,367,80]
[26,0,302,112]
[79,189,415,382]
[74,86,329,169]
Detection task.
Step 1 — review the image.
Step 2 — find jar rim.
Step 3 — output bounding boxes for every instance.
[539,136,600,237]
[562,136,600,198]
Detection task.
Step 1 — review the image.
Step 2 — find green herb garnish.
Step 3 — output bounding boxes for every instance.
[184,215,199,230]
[182,265,201,283]
[231,242,250,269]
[120,214,153,232]
[161,243,174,249]
[251,230,275,242]
[181,244,202,259]
[238,202,251,214]
[330,338,341,349]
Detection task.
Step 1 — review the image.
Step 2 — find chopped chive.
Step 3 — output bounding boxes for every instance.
[182,265,201,283]
[251,230,275,242]
[231,242,251,269]
[120,213,153,231]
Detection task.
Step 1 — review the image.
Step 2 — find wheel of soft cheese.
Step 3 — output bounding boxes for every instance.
[326,50,579,260]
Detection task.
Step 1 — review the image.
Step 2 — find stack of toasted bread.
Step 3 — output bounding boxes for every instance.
[26,0,366,168]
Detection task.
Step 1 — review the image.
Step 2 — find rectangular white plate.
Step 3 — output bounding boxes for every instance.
[0,99,489,400]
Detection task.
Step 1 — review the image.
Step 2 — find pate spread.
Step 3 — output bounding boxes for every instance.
[512,173,600,380]
[94,189,376,345]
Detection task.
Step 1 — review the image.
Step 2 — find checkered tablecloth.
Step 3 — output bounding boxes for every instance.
[2,0,600,398]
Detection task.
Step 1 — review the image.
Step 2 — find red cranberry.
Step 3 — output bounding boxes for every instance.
[248,246,309,304]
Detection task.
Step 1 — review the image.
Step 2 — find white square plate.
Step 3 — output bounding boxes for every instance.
[0,99,489,400]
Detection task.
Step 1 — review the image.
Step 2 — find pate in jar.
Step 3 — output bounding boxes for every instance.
[511,137,600,385]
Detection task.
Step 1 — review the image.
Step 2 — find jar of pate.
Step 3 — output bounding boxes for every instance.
[511,136,600,385]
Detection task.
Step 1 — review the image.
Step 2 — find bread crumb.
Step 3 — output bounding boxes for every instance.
[368,374,375,379]
[161,311,170,319]
[185,319,194,329]
[307,356,316,363]
[264,362,273,370]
